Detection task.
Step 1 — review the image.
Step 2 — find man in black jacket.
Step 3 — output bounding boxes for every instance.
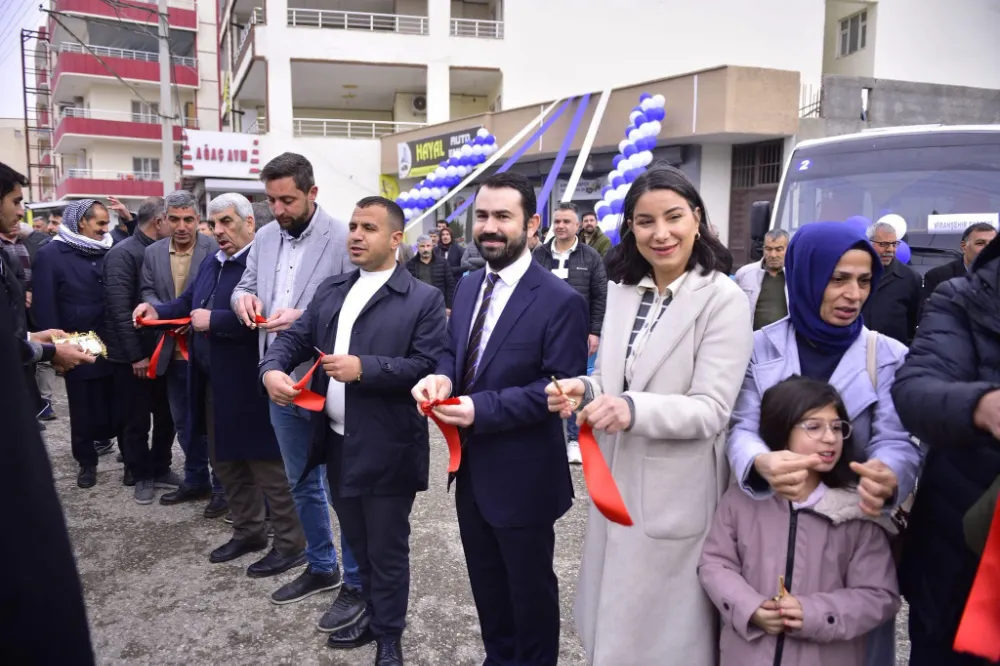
[103,197,176,495]
[892,232,1000,666]
[434,221,464,278]
[262,196,446,664]
[861,221,922,344]
[922,222,997,303]
[531,202,607,463]
[406,234,455,313]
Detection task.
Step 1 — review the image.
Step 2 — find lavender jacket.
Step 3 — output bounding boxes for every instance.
[727,318,922,505]
[698,486,901,666]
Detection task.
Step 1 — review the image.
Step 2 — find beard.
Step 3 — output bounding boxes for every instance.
[475,228,527,271]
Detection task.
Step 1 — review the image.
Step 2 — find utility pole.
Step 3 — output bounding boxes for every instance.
[158,0,173,196]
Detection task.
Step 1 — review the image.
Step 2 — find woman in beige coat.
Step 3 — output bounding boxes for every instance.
[547,166,753,666]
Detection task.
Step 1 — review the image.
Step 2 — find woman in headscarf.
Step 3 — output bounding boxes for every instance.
[727,221,923,665]
[32,199,116,490]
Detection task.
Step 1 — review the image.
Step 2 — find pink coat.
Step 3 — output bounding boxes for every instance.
[697,486,901,666]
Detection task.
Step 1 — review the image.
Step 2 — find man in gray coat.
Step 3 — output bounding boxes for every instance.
[231,153,364,621]
[140,190,223,511]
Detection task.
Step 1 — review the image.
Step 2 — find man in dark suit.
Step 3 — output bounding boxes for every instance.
[262,196,446,664]
[412,172,589,666]
[922,222,998,303]
[862,221,922,344]
[140,190,222,507]
[406,234,455,313]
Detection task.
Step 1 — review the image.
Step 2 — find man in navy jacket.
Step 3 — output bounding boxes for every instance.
[261,196,445,664]
[412,173,588,666]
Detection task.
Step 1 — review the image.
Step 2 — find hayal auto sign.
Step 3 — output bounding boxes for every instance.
[182,129,260,178]
[397,125,482,179]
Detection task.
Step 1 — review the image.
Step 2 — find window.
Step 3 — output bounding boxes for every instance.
[133,157,159,179]
[131,101,159,124]
[839,10,867,57]
[731,141,784,190]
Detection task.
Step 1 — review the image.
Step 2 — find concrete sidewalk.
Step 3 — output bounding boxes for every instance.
[40,385,911,664]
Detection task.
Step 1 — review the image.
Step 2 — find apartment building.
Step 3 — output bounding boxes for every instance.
[33,0,219,209]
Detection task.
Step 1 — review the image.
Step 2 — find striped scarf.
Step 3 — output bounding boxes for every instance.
[54,199,113,256]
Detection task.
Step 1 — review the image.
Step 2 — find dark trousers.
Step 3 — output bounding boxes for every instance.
[455,468,560,666]
[113,363,174,481]
[64,372,116,467]
[166,360,220,492]
[327,432,415,638]
[909,614,993,666]
[205,385,304,554]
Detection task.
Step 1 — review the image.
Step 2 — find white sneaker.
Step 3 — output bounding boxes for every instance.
[567,441,582,465]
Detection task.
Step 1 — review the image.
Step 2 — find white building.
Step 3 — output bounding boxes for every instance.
[33,0,220,210]
[215,0,999,264]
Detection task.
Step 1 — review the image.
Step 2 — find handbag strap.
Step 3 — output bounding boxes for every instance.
[866,332,878,390]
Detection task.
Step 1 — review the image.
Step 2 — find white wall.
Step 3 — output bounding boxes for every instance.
[699,144,732,246]
[872,0,1000,89]
[86,140,165,173]
[195,0,220,131]
[822,0,876,78]
[257,135,382,221]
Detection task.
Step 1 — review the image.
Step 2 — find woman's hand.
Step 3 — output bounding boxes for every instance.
[751,600,785,635]
[778,594,803,631]
[544,378,585,419]
[579,395,631,434]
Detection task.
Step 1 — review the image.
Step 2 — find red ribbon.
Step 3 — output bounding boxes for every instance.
[254,314,268,324]
[954,493,1000,660]
[291,354,327,412]
[578,423,633,526]
[136,317,191,379]
[421,398,463,473]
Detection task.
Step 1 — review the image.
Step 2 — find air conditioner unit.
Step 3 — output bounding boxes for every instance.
[411,95,427,116]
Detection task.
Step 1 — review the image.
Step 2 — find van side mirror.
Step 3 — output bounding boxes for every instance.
[748,201,772,262]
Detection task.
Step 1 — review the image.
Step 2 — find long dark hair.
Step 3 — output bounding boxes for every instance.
[606,165,732,285]
[758,376,857,489]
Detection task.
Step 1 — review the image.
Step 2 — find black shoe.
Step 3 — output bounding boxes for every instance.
[159,484,212,506]
[376,636,404,665]
[209,538,269,564]
[77,465,97,489]
[122,467,135,487]
[317,584,367,633]
[203,493,228,518]
[247,548,308,578]
[327,609,374,649]
[270,565,341,605]
[94,440,114,456]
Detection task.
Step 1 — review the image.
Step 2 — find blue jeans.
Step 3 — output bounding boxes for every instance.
[269,401,361,585]
[587,351,597,376]
[166,360,221,493]
[566,352,598,443]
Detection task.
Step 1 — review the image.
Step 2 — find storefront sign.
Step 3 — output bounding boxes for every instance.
[182,129,260,179]
[556,177,605,201]
[927,212,999,233]
[397,126,482,179]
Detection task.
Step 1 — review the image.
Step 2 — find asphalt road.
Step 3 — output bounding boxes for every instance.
[40,383,912,665]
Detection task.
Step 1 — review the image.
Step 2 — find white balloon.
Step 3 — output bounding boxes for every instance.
[600,214,618,232]
[460,144,473,157]
[399,192,410,202]
[472,144,484,156]
[642,150,654,166]
[477,127,489,138]
[404,209,413,220]
[408,188,419,198]
[618,139,630,154]
[628,129,642,143]
[629,110,643,125]
[608,170,621,185]
[640,98,655,112]
[446,165,458,177]
[457,165,470,177]
[435,166,447,178]
[429,188,440,199]
[652,93,666,108]
[419,187,431,198]
[487,143,498,155]
[616,183,630,199]
[878,213,908,239]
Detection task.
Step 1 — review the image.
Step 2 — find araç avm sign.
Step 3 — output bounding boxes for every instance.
[182,129,261,179]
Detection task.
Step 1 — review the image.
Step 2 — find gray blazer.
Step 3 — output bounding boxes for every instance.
[230,204,353,377]
[140,233,218,376]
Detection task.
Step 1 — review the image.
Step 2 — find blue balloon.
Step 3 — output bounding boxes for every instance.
[601,185,613,198]
[633,105,642,113]
[647,136,658,150]
[626,125,636,139]
[606,226,620,246]
[624,169,636,184]
[477,153,487,164]
[639,93,652,102]
[634,113,648,126]
[897,240,911,264]
[595,203,610,218]
[473,136,484,145]
[612,154,624,169]
[844,215,870,237]
[612,175,625,189]
[485,135,496,145]
[610,199,624,214]
[623,143,637,158]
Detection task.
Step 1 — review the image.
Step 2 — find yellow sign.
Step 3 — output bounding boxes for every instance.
[379,174,400,201]
[222,72,232,117]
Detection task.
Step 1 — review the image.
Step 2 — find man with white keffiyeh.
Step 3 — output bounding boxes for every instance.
[32,199,118,489]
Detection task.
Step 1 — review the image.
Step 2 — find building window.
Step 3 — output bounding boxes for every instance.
[839,10,867,57]
[131,101,159,124]
[731,141,784,190]
[133,157,160,179]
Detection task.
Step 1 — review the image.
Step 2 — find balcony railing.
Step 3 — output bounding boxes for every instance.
[292,118,426,139]
[61,169,161,183]
[450,18,504,39]
[58,42,197,68]
[245,117,265,135]
[59,107,200,127]
[287,9,428,35]
[235,7,265,59]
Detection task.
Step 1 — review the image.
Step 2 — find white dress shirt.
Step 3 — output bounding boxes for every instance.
[466,249,533,378]
[325,266,395,434]
[549,237,578,281]
[268,224,314,348]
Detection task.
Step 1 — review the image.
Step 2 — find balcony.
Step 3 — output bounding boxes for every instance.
[52,42,199,102]
[292,118,425,139]
[450,18,504,39]
[286,8,428,35]
[56,169,170,200]
[54,108,195,153]
[53,0,197,31]
[244,117,266,135]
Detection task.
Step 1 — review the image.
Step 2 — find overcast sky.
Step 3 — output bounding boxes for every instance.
[0,2,45,119]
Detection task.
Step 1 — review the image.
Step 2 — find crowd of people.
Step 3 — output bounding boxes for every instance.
[2,152,999,666]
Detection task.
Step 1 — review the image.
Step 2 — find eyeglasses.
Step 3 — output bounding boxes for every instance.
[872,241,900,250]
[796,418,851,440]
